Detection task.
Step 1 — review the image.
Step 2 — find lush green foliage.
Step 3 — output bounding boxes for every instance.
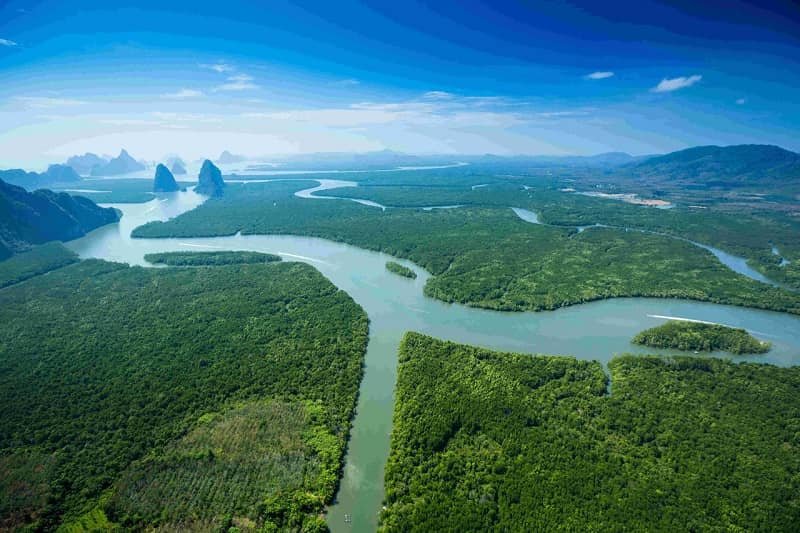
[633,320,771,354]
[0,177,119,256]
[59,178,189,203]
[382,333,800,532]
[385,261,416,279]
[624,144,800,193]
[132,181,800,314]
[754,247,799,290]
[108,399,337,531]
[0,242,78,288]
[145,250,282,266]
[340,183,800,271]
[0,259,368,530]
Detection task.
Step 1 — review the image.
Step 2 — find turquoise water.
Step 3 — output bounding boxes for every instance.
[66,188,800,533]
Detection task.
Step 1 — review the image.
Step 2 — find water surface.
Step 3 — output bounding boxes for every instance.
[66,189,800,533]
[510,207,784,287]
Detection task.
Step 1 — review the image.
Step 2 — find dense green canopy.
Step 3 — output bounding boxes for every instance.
[132,181,800,314]
[633,320,770,354]
[0,259,368,531]
[144,250,282,266]
[382,333,800,531]
[385,261,416,279]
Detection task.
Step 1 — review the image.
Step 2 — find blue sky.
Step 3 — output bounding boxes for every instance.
[1,0,799,168]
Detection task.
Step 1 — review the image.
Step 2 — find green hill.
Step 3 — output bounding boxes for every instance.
[0,178,120,259]
[628,144,800,190]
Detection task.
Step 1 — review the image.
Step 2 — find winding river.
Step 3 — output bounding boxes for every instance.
[65,185,800,533]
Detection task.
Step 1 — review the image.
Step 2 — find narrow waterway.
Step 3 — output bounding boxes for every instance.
[66,187,800,533]
[509,207,784,287]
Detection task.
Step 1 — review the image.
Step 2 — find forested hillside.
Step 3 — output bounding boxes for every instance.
[0,178,119,258]
[381,333,800,531]
[0,242,78,288]
[0,259,368,531]
[626,144,800,191]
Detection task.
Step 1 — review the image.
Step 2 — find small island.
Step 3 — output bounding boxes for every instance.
[386,261,417,279]
[633,320,770,354]
[144,251,282,266]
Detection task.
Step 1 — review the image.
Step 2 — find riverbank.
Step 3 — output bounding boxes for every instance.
[65,190,800,532]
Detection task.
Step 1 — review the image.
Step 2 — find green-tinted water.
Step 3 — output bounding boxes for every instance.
[67,190,800,533]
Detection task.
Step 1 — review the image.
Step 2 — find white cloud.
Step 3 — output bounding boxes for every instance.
[586,71,614,80]
[13,96,87,108]
[241,94,528,129]
[423,91,455,100]
[332,78,360,86]
[350,101,438,113]
[0,88,603,166]
[100,118,168,127]
[161,88,204,99]
[149,112,222,123]
[462,96,507,106]
[535,110,591,118]
[0,38,18,47]
[215,74,258,91]
[651,75,702,93]
[200,62,234,73]
[736,98,746,105]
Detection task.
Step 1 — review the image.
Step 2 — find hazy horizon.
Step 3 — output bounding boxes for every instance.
[2,0,799,168]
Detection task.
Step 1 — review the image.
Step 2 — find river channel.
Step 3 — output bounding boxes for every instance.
[66,185,800,533]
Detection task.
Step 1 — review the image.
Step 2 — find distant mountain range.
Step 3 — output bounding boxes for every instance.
[0,178,120,259]
[171,160,187,175]
[16,143,798,197]
[67,153,109,175]
[217,150,247,164]
[89,149,146,176]
[251,149,645,171]
[0,164,81,190]
[624,145,800,189]
[471,152,644,167]
[252,149,433,171]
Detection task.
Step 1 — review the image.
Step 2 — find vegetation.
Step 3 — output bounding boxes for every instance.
[333,181,800,289]
[382,333,800,532]
[0,259,368,530]
[622,144,800,194]
[107,400,336,532]
[0,242,78,288]
[0,177,119,257]
[633,320,771,354]
[132,181,800,314]
[385,261,416,279]
[753,249,799,290]
[0,164,80,189]
[57,178,175,203]
[337,183,800,271]
[145,250,282,266]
